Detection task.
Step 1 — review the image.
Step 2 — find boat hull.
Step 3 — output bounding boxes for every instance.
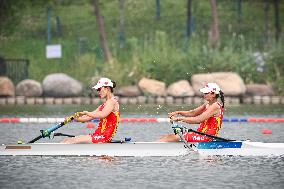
[1,141,284,157]
[196,141,284,156]
[0,142,189,157]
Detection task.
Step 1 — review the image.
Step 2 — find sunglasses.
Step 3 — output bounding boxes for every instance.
[96,86,108,92]
[204,92,214,95]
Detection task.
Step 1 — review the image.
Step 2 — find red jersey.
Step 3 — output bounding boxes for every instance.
[184,102,224,142]
[90,98,120,143]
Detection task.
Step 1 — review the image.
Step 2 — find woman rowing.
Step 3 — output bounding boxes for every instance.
[61,77,120,144]
[157,83,225,142]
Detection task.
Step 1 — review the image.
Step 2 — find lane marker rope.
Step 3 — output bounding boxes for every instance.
[0,117,284,123]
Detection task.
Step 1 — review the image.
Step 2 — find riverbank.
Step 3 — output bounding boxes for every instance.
[0,95,283,106]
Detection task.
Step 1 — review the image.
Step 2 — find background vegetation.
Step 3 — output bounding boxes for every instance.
[0,0,283,94]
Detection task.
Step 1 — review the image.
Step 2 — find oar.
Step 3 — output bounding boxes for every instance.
[171,121,234,142]
[53,133,75,138]
[186,128,234,142]
[27,113,78,144]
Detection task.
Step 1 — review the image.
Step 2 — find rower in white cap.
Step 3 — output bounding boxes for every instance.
[61,77,120,144]
[157,83,225,142]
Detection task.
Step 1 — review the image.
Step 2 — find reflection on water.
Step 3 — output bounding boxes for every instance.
[98,155,119,163]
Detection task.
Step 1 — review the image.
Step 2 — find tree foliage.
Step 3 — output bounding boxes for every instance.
[0,0,283,94]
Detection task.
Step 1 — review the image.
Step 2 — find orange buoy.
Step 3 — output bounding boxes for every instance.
[86,122,96,128]
[262,129,272,134]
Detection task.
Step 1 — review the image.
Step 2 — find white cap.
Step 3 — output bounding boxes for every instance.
[200,83,221,94]
[92,78,113,90]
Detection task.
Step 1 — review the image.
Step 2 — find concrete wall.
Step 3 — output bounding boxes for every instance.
[0,96,283,106]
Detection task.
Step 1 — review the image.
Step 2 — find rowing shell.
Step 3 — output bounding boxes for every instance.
[1,141,284,157]
[0,142,187,157]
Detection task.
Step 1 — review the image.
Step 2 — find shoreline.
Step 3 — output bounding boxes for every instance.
[0,95,283,105]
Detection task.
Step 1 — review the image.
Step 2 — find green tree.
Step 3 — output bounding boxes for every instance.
[93,0,113,63]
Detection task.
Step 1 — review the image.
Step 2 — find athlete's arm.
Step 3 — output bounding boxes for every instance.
[79,99,116,119]
[169,103,207,118]
[75,107,100,122]
[173,103,220,124]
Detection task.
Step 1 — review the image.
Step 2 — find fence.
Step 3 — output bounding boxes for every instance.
[0,58,29,84]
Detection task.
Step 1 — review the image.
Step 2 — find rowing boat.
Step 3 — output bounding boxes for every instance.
[1,141,284,157]
[1,115,283,157]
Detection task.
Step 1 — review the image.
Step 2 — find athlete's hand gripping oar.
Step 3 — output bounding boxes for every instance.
[28,113,79,144]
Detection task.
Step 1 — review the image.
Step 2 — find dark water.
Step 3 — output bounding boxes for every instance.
[0,155,283,189]
[0,104,284,189]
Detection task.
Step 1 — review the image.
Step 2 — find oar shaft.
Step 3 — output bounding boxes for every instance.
[187,129,234,142]
[27,135,42,144]
[171,122,234,142]
[28,114,77,143]
[177,131,194,150]
[171,122,195,150]
[53,133,75,137]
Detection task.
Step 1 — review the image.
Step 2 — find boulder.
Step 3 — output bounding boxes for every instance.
[138,78,166,97]
[16,79,43,97]
[191,72,246,96]
[0,76,15,97]
[116,85,142,97]
[42,73,83,97]
[246,84,274,96]
[167,80,195,97]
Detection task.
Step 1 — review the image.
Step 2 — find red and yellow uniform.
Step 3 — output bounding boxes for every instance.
[184,102,224,142]
[90,99,120,143]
